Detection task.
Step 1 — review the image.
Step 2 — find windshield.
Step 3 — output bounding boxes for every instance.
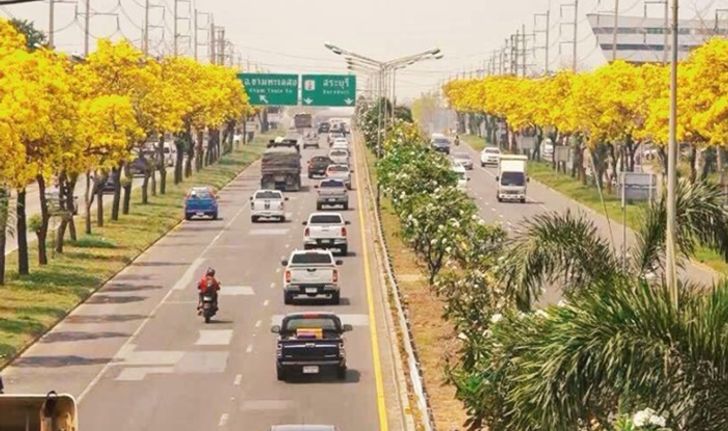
[290,253,334,265]
[255,191,282,199]
[433,138,450,145]
[282,316,340,332]
[188,189,212,199]
[453,153,470,160]
[330,150,348,157]
[310,214,343,224]
[485,148,500,154]
[501,171,525,186]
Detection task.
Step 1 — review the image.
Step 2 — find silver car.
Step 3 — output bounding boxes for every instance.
[452,152,473,170]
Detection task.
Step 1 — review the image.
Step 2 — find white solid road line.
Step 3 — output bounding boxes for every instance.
[218,413,229,427]
[245,344,253,353]
[233,374,242,386]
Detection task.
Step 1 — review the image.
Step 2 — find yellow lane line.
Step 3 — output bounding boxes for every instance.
[354,139,390,431]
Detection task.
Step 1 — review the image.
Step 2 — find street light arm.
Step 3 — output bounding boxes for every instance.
[384,48,441,67]
[324,42,383,65]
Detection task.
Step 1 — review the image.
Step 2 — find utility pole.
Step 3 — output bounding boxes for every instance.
[560,0,579,71]
[612,0,620,61]
[573,0,579,71]
[218,28,225,65]
[193,8,198,60]
[173,0,178,56]
[209,19,215,63]
[143,0,149,55]
[48,0,55,48]
[534,10,551,74]
[521,23,527,77]
[665,0,679,305]
[83,0,90,56]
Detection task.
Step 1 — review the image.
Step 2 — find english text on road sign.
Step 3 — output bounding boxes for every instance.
[301,74,357,107]
[238,73,299,106]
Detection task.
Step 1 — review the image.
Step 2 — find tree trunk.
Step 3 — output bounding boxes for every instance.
[16,188,29,275]
[141,168,150,204]
[84,171,100,235]
[196,130,205,171]
[185,129,194,177]
[122,164,132,215]
[36,175,50,265]
[55,173,69,253]
[111,166,122,221]
[96,177,104,228]
[158,136,167,194]
[688,144,698,183]
[174,137,184,185]
[67,174,77,241]
[0,187,8,285]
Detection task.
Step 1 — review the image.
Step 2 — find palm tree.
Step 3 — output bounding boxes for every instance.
[499,179,728,309]
[455,179,728,430]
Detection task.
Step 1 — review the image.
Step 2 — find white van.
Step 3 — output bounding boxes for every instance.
[163,142,176,167]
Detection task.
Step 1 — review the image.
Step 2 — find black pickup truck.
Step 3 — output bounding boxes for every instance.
[272,312,352,381]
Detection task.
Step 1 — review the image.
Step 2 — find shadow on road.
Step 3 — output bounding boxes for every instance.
[103,283,164,293]
[40,331,129,343]
[13,355,111,368]
[284,368,361,384]
[86,295,146,305]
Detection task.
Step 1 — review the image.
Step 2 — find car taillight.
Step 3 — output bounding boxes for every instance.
[285,270,291,283]
[341,227,347,236]
[304,227,310,237]
[333,269,338,283]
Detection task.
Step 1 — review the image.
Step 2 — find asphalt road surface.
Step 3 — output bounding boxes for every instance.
[2,136,405,431]
[454,144,718,303]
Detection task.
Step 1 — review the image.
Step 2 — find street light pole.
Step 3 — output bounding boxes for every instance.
[666,0,679,305]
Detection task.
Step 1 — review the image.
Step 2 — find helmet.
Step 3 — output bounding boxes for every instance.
[206,268,216,277]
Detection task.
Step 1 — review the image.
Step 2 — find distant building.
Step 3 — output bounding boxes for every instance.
[587,13,728,64]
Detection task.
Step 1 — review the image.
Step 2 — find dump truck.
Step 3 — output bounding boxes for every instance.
[261,147,302,192]
[0,391,78,431]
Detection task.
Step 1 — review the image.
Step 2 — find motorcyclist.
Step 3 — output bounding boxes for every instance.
[197,268,221,314]
[454,134,461,146]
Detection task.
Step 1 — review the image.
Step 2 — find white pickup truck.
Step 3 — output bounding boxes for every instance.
[250,189,287,222]
[281,249,343,304]
[302,212,350,255]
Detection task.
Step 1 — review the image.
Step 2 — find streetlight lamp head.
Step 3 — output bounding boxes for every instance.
[324,42,343,55]
[433,53,444,60]
[430,48,441,56]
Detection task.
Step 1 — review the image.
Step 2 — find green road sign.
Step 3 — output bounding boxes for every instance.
[301,74,357,107]
[238,73,299,106]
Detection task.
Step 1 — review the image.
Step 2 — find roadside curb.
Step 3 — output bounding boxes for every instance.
[0,147,263,372]
[356,133,436,431]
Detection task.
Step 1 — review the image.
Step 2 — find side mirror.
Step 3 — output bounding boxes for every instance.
[249,196,253,201]
[314,184,319,189]
[280,260,288,266]
[342,324,353,332]
[467,177,472,181]
[285,197,289,201]
[527,177,530,182]
[302,221,308,226]
[335,259,344,265]
[271,325,281,334]
[495,176,499,181]
[345,221,351,225]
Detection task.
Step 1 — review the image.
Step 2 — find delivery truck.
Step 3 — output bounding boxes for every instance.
[496,155,528,203]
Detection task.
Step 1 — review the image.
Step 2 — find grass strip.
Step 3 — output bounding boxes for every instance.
[364,149,467,430]
[0,134,271,369]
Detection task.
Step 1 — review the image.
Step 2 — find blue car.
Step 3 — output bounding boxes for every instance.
[184,187,218,220]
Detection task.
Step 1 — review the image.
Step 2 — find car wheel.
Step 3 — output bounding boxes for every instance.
[185,214,192,221]
[277,366,287,381]
[340,245,348,256]
[331,291,341,305]
[251,216,258,223]
[336,366,347,380]
[212,212,218,220]
[308,173,313,179]
[497,196,502,202]
[284,292,294,305]
[204,315,211,324]
[342,203,348,210]
[481,162,485,167]
[316,203,322,210]
[520,198,527,204]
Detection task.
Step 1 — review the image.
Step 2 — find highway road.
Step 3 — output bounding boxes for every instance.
[2,136,405,430]
[454,144,718,302]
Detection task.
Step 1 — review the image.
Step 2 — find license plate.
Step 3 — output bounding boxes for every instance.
[305,287,318,294]
[196,212,204,216]
[302,365,319,374]
[320,239,331,244]
[328,198,336,202]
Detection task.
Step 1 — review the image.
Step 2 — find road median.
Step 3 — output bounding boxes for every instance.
[0,136,269,370]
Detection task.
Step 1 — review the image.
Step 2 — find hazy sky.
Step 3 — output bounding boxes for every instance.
[1,0,725,101]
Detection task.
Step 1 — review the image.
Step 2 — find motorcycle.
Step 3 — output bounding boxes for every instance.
[200,281,218,323]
